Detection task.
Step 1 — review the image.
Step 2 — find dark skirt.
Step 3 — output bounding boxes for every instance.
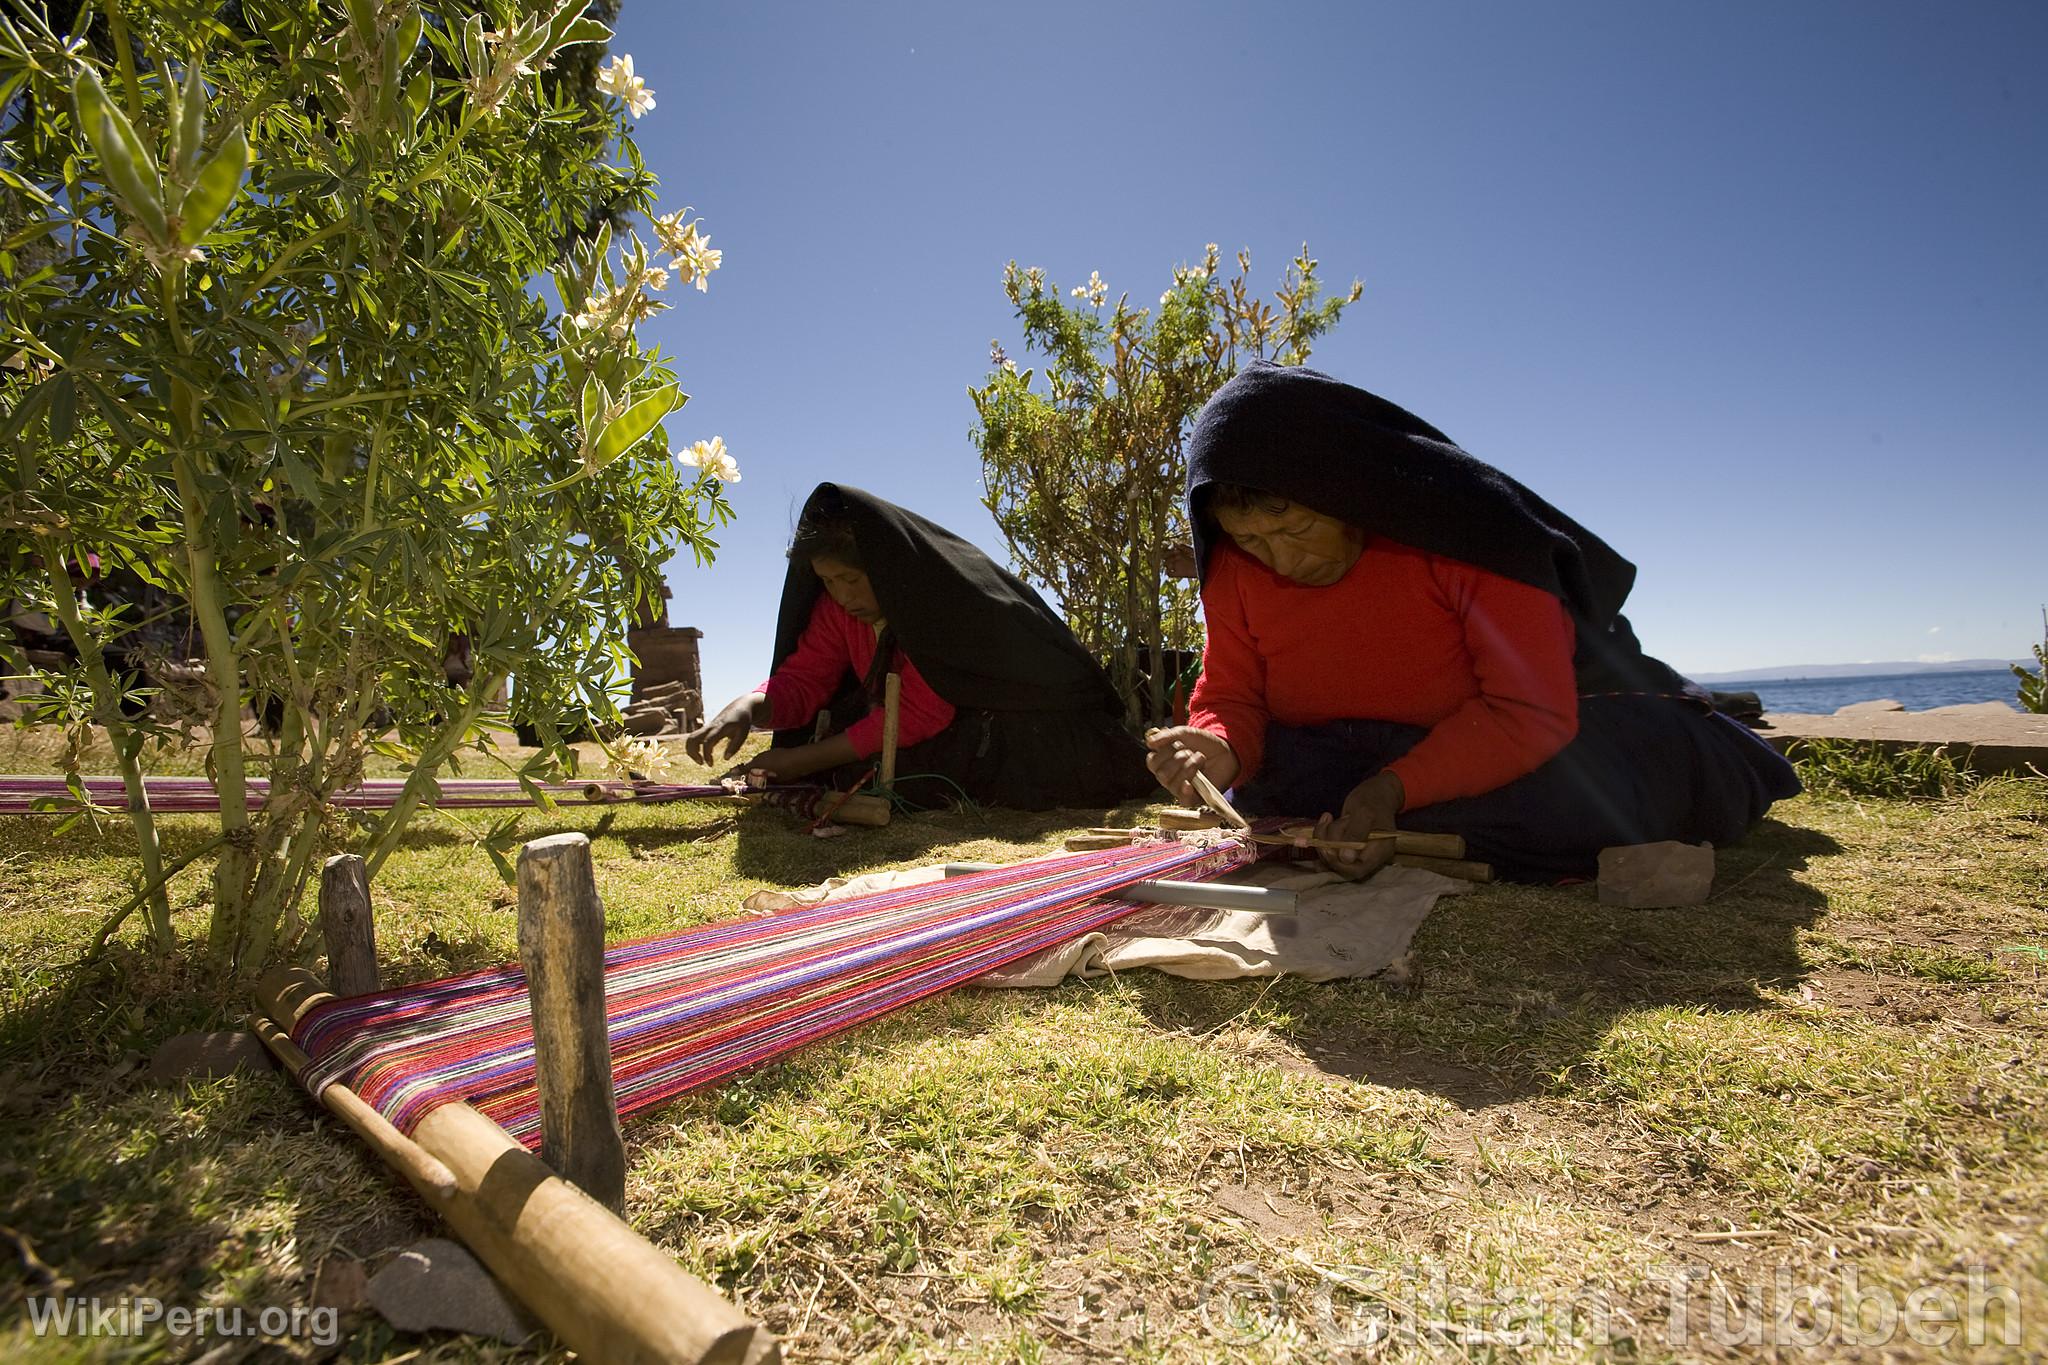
[1231,695,1802,882]
[812,697,1155,812]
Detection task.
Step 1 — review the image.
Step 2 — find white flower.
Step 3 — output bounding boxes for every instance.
[679,435,726,471]
[680,436,740,482]
[1070,270,1107,307]
[653,209,694,257]
[673,231,721,292]
[598,54,655,116]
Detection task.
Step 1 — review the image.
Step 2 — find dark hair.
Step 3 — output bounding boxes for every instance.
[788,512,896,701]
[1206,483,1294,516]
[788,513,862,569]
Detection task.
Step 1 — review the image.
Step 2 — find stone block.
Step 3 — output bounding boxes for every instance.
[367,1238,541,1345]
[1597,841,1715,908]
[147,1030,275,1082]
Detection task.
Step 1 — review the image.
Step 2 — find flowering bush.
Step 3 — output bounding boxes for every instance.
[970,245,1360,726]
[0,1,732,971]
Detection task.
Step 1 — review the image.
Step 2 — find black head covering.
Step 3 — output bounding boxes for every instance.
[772,484,1126,717]
[1186,362,1692,695]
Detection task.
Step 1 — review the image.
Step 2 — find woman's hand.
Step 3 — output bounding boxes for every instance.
[1145,726,1241,805]
[685,691,769,766]
[1313,770,1404,880]
[743,732,859,783]
[745,746,815,781]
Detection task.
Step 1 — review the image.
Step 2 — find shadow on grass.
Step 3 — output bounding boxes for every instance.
[725,799,1152,887]
[1127,817,1844,1111]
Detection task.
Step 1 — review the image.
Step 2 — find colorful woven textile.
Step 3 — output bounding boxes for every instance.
[293,837,1248,1147]
[0,773,800,815]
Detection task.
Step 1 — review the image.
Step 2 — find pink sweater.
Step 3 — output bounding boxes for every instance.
[760,595,956,757]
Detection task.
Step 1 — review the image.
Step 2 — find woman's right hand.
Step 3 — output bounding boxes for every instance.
[685,691,769,766]
[1144,726,1241,805]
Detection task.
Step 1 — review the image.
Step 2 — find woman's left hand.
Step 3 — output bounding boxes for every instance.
[743,745,818,781]
[1313,771,1404,879]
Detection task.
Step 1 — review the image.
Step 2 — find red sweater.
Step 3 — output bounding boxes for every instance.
[1188,539,1579,811]
[760,595,956,758]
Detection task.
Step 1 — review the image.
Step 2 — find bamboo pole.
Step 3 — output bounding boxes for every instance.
[879,672,901,791]
[256,968,770,1365]
[319,853,379,997]
[941,862,1299,914]
[517,834,627,1214]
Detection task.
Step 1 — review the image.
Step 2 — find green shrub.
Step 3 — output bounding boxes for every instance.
[1791,738,1972,800]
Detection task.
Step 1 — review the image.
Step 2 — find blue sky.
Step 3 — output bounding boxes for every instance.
[609,1,2047,708]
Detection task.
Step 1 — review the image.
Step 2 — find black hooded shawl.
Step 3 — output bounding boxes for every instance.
[770,484,1128,723]
[1186,363,1692,697]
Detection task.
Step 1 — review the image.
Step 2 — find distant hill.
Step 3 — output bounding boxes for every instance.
[1690,659,2027,684]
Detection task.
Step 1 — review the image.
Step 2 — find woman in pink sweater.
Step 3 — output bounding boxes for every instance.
[688,485,1152,811]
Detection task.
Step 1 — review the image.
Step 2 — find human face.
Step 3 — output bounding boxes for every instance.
[812,556,884,625]
[1213,499,1365,586]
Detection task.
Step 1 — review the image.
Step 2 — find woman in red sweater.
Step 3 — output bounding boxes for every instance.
[688,484,1152,810]
[1147,364,1799,882]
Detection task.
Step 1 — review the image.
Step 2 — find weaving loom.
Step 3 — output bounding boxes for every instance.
[0,772,892,824]
[288,835,1250,1145]
[252,831,1260,1363]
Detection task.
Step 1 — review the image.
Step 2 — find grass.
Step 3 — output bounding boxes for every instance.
[1,723,2045,1360]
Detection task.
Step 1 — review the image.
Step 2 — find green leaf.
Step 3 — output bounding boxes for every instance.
[578,377,605,437]
[175,63,207,181]
[0,216,58,253]
[591,383,678,468]
[178,124,249,244]
[344,0,377,42]
[48,375,76,443]
[396,8,424,62]
[461,14,487,76]
[406,69,432,131]
[552,17,613,48]
[72,67,167,244]
[278,446,327,509]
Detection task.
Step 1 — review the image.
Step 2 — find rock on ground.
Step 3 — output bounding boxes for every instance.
[1597,841,1715,908]
[367,1238,542,1345]
[147,1030,274,1082]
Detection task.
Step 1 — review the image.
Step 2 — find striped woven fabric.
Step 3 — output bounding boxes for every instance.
[0,773,802,815]
[293,837,1249,1146]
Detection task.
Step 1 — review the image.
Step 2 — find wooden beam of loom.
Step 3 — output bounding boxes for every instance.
[879,671,901,791]
[255,968,772,1365]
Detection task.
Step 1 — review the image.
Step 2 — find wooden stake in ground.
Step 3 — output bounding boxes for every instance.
[879,671,901,791]
[319,853,379,997]
[516,833,627,1214]
[255,968,770,1364]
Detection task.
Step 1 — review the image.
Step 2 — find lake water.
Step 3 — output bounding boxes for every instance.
[1719,667,2028,715]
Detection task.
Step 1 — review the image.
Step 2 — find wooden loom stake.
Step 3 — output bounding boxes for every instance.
[319,853,379,997]
[256,967,769,1365]
[879,670,901,791]
[517,833,627,1215]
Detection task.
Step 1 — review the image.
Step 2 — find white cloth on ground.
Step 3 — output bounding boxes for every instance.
[740,856,1463,987]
